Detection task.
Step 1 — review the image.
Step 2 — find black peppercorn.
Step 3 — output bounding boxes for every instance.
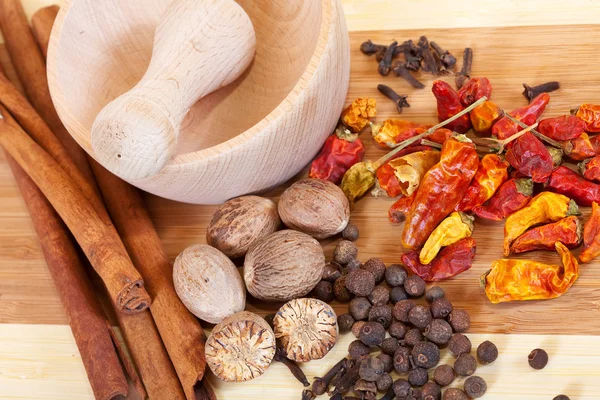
[346,269,376,296]
[443,388,468,400]
[393,300,415,322]
[425,319,453,345]
[553,396,570,400]
[430,297,453,319]
[368,285,390,306]
[421,381,441,400]
[433,364,454,387]
[342,224,360,241]
[369,305,393,328]
[403,328,423,347]
[390,286,408,303]
[376,372,393,393]
[404,275,426,297]
[377,353,394,373]
[334,240,358,265]
[380,337,400,355]
[448,309,470,333]
[346,258,362,272]
[412,341,440,369]
[338,313,355,333]
[348,339,371,359]
[359,322,386,347]
[312,280,334,303]
[393,346,411,373]
[363,258,386,283]
[464,376,487,398]
[476,340,498,364]
[385,264,408,287]
[323,263,342,282]
[333,276,354,303]
[359,357,385,382]
[408,367,429,387]
[352,321,366,338]
[393,378,412,398]
[454,353,477,376]
[349,297,372,321]
[425,286,445,303]
[408,305,433,329]
[448,334,472,358]
[389,320,407,340]
[528,348,548,370]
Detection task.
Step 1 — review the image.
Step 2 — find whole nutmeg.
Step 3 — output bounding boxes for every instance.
[173,244,245,324]
[206,196,281,258]
[244,230,325,301]
[278,178,350,239]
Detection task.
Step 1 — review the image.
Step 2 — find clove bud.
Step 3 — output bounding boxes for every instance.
[377,84,410,114]
[418,36,438,75]
[360,40,386,56]
[522,81,560,103]
[430,41,457,68]
[330,359,361,396]
[455,47,473,89]
[275,347,310,387]
[301,389,316,400]
[392,62,425,89]
[378,41,398,76]
[312,358,347,395]
[402,39,421,71]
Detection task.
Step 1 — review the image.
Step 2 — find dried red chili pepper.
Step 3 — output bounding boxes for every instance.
[376,146,436,197]
[402,237,476,281]
[457,77,492,107]
[573,104,600,132]
[389,193,416,223]
[470,100,503,136]
[472,178,533,221]
[456,154,509,212]
[537,115,585,141]
[547,165,600,206]
[565,132,597,161]
[505,132,554,183]
[402,135,479,250]
[492,93,550,140]
[377,150,440,198]
[371,119,432,149]
[426,128,453,145]
[589,134,600,153]
[309,127,365,184]
[432,80,472,134]
[510,216,582,254]
[580,201,600,263]
[579,156,600,182]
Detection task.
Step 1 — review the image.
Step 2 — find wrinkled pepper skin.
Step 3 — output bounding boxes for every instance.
[426,128,454,145]
[372,119,432,148]
[470,100,503,136]
[341,161,376,208]
[492,93,550,140]
[432,80,472,134]
[579,156,600,182]
[537,115,586,141]
[458,77,492,107]
[376,146,435,197]
[419,212,474,264]
[565,132,597,161]
[547,166,600,206]
[457,154,509,212]
[482,242,578,304]
[503,191,579,256]
[472,178,533,221]
[574,103,600,132]
[580,202,600,263]
[341,98,377,132]
[510,216,582,254]
[402,237,476,282]
[389,193,416,223]
[402,136,479,250]
[309,132,365,184]
[384,151,441,198]
[505,132,554,183]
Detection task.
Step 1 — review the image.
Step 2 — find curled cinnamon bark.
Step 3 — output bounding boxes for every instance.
[31,5,58,58]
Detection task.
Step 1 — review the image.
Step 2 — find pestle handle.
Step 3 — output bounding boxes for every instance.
[91,0,255,180]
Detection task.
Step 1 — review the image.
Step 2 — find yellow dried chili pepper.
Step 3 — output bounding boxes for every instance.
[503,192,579,256]
[341,98,377,133]
[419,212,474,264]
[341,161,376,209]
[387,150,440,197]
[481,242,578,304]
[371,119,432,148]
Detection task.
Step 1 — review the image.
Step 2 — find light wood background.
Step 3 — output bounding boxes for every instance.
[2,1,600,399]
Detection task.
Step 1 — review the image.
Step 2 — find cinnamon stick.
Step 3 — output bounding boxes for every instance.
[30,5,58,58]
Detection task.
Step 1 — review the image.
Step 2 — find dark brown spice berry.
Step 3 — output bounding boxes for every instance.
[369,305,393,328]
[359,322,386,347]
[263,313,275,329]
[377,353,394,373]
[425,286,445,302]
[393,378,412,398]
[464,376,487,398]
[351,321,366,338]
[433,364,455,387]
[430,297,453,319]
[411,342,439,370]
[333,276,354,303]
[390,286,408,303]
[380,337,399,355]
[443,388,468,400]
[393,346,411,373]
[408,367,429,387]
[349,297,372,321]
[346,269,376,296]
[408,305,433,329]
[528,348,548,370]
[448,309,470,333]
[476,340,498,364]
[342,224,360,241]
[323,263,342,282]
[412,388,423,400]
[346,258,362,272]
[404,275,426,297]
[368,285,390,306]
[363,258,386,283]
[553,396,570,400]
[359,357,385,382]
[454,353,477,376]
[338,313,355,333]
[393,300,416,322]
[448,333,472,358]
[422,381,442,400]
[389,320,407,340]
[312,280,334,303]
[403,328,423,347]
[376,373,393,393]
[334,240,358,265]
[425,319,453,345]
[348,340,371,359]
[385,264,408,287]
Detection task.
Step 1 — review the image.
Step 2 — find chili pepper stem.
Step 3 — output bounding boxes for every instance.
[420,139,443,149]
[503,113,563,148]
[479,122,539,154]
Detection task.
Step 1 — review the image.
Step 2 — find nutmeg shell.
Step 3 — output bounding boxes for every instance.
[278,178,350,239]
[206,195,281,258]
[244,230,325,301]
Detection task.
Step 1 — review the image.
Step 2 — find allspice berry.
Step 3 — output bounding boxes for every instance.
[376,373,393,393]
[454,353,477,376]
[378,353,394,373]
[403,328,423,347]
[425,319,453,345]
[342,224,360,241]
[404,274,426,297]
[476,340,498,364]
[346,269,376,296]
[433,364,455,387]
[408,305,433,329]
[390,286,408,303]
[380,337,400,355]
[389,320,407,340]
[352,321,367,338]
[368,305,393,328]
[334,240,358,265]
[464,376,487,398]
[426,286,445,303]
[430,297,453,319]
[311,280,334,303]
[363,258,386,283]
[443,388,468,400]
[385,264,408,287]
[393,346,411,373]
[349,339,371,359]
[322,263,342,282]
[448,333,472,357]
[448,309,470,333]
[528,348,548,370]
[359,356,385,382]
[368,285,390,306]
[359,321,386,347]
[337,313,355,333]
[393,300,416,322]
[412,341,441,369]
[333,276,354,303]
[393,378,412,398]
[408,367,429,386]
[349,297,372,321]
[422,381,442,400]
[346,258,362,272]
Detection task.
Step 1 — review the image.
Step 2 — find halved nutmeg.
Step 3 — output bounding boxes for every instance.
[205,311,276,382]
[274,298,338,362]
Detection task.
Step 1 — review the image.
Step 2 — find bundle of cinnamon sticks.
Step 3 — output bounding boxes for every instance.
[0,1,213,399]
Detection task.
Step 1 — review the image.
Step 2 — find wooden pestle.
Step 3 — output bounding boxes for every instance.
[91,0,256,180]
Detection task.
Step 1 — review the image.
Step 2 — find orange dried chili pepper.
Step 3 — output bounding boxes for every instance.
[309,127,365,184]
[376,146,435,197]
[580,201,600,263]
[505,132,554,183]
[510,216,582,254]
[432,80,472,134]
[482,242,579,304]
[469,100,503,136]
[537,115,585,141]
[371,119,432,148]
[579,156,600,182]
[457,77,492,107]
[419,212,474,264]
[402,237,476,282]
[565,132,597,161]
[503,191,579,256]
[402,135,479,250]
[341,98,377,133]
[573,103,600,132]
[379,150,440,198]
[426,128,453,145]
[547,166,600,207]
[492,93,550,140]
[389,193,416,223]
[456,154,509,212]
[472,178,533,221]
